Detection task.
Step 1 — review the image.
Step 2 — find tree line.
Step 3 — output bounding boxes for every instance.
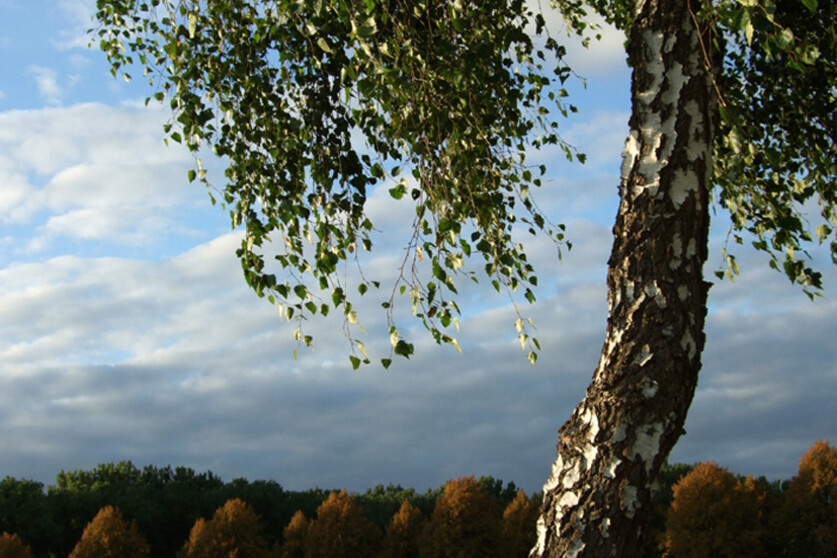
[1,440,834,557]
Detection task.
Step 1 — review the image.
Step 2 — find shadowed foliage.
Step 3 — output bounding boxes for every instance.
[277,510,310,558]
[501,491,539,557]
[380,499,425,558]
[775,440,837,558]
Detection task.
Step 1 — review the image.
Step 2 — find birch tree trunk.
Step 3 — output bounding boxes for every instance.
[531,0,719,555]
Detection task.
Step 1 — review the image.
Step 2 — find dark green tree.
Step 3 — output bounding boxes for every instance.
[48,463,232,557]
[0,477,59,557]
[91,0,836,556]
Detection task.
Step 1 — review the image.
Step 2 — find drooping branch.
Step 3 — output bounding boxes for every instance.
[92,0,581,366]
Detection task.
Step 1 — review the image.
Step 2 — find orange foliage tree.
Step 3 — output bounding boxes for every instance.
[278,510,310,558]
[776,440,837,558]
[304,490,381,558]
[178,498,269,558]
[380,499,425,558]
[663,462,768,558]
[418,476,503,558]
[0,532,33,558]
[68,506,150,558]
[501,491,539,558]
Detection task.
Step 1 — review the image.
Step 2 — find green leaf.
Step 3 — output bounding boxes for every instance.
[388,183,406,200]
[393,340,414,359]
[800,0,817,12]
[349,355,361,370]
[316,37,334,53]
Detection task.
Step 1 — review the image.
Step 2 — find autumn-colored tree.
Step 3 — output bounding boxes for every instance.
[0,533,33,558]
[776,440,837,557]
[178,498,269,558]
[501,491,538,558]
[277,510,310,558]
[68,506,150,558]
[664,462,768,558]
[418,476,502,558]
[380,499,425,558]
[304,490,381,558]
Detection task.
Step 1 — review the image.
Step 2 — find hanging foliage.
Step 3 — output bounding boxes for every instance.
[92,0,579,366]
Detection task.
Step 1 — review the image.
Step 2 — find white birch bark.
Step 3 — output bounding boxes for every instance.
[531,0,718,555]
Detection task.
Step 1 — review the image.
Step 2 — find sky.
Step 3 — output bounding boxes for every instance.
[0,0,835,495]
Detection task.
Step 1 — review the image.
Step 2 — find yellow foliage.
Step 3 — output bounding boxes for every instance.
[305,490,381,558]
[381,499,425,558]
[502,491,538,558]
[776,440,837,557]
[178,498,269,558]
[278,510,310,558]
[0,532,33,558]
[68,506,150,558]
[418,476,502,558]
[664,462,767,558]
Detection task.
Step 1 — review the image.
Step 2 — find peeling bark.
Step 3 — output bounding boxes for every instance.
[531,0,719,556]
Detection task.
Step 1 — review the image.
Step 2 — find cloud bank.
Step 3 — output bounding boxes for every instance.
[1,98,834,495]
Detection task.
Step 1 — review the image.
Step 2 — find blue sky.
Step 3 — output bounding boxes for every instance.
[1,0,835,494]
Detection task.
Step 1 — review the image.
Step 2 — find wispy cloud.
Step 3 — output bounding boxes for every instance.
[0,103,212,254]
[55,0,96,50]
[28,66,64,106]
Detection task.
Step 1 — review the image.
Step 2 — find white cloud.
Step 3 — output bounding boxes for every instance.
[56,0,96,50]
[0,103,212,252]
[562,16,628,76]
[29,65,64,106]
[564,110,631,170]
[526,2,628,77]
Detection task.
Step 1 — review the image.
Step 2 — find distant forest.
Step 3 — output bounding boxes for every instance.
[1,440,834,558]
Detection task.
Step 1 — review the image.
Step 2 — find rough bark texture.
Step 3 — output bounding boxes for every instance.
[531,0,718,556]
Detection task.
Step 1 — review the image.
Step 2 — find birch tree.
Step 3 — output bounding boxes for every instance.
[91,0,836,556]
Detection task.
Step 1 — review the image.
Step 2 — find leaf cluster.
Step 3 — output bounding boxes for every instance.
[92,0,578,366]
[712,0,836,295]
